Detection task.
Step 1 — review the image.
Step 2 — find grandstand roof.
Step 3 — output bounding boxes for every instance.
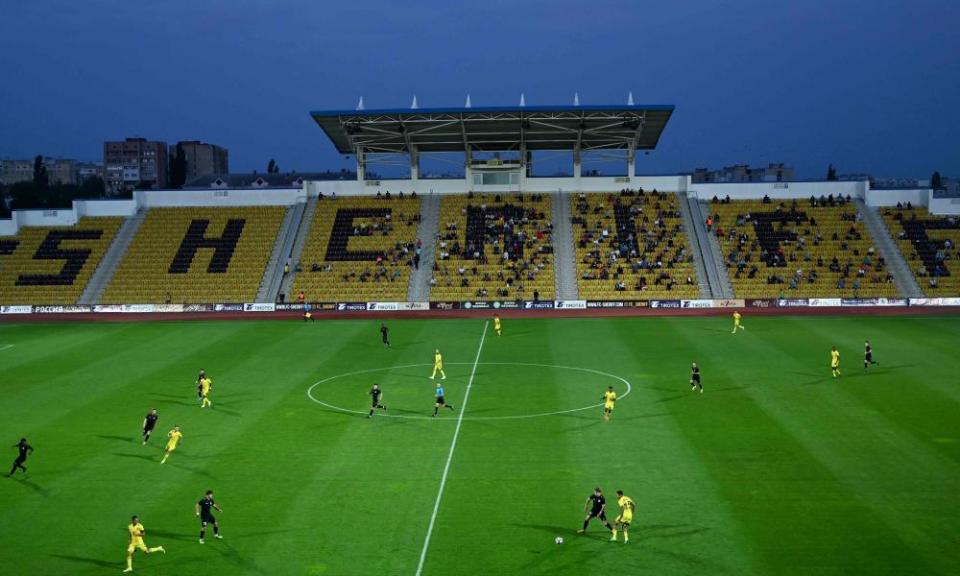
[310,105,675,154]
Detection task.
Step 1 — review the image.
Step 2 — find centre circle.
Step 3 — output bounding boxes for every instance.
[306,362,632,420]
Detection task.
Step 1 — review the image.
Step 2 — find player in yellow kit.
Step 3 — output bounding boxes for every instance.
[494,314,502,336]
[611,490,635,542]
[732,311,745,333]
[200,377,213,408]
[124,515,164,572]
[160,426,182,464]
[430,349,446,380]
[602,386,617,421]
[831,346,841,378]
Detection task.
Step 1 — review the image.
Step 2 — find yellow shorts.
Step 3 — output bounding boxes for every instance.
[617,514,633,526]
[165,443,178,452]
[434,364,443,370]
[831,362,839,369]
[604,403,615,412]
[127,540,147,554]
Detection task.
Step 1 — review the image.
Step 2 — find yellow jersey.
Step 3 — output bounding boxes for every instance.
[831,350,840,367]
[733,312,741,323]
[434,352,443,367]
[494,318,501,329]
[618,495,635,519]
[166,429,182,448]
[200,378,212,395]
[604,390,617,406]
[128,522,145,544]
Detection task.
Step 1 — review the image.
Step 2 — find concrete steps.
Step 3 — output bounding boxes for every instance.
[77,210,146,305]
[278,196,319,301]
[856,199,923,297]
[256,202,304,302]
[407,193,440,302]
[551,192,579,300]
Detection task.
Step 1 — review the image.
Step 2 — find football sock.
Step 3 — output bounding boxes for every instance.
[213,526,219,536]
[161,454,168,464]
[433,407,438,416]
[447,405,454,410]
[127,555,133,570]
[200,529,205,539]
[623,532,629,542]
[611,529,618,540]
[582,520,589,530]
[149,546,163,553]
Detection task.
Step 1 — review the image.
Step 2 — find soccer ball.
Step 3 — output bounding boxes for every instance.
[555,536,563,545]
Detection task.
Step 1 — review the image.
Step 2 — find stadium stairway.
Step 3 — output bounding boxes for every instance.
[255,201,305,303]
[856,198,923,297]
[681,195,733,297]
[407,193,440,302]
[551,192,579,300]
[78,210,147,305]
[278,196,318,302]
[677,192,713,298]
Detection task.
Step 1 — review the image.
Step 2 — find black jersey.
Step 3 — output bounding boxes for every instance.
[588,493,606,514]
[15,441,31,460]
[370,388,382,403]
[691,366,701,380]
[198,498,217,518]
[380,326,389,340]
[144,413,159,430]
[865,344,872,356]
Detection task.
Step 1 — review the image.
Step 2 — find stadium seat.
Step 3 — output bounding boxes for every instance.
[431,193,555,302]
[709,197,899,298]
[293,195,421,302]
[571,190,700,300]
[0,217,122,305]
[882,205,960,295]
[101,207,285,303]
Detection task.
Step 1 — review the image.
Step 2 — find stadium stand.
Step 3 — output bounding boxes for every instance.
[882,204,960,295]
[292,194,421,302]
[431,193,554,302]
[571,190,700,299]
[0,217,122,305]
[708,196,899,298]
[101,207,285,303]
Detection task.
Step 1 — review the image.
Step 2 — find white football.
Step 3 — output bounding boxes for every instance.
[555,536,563,545]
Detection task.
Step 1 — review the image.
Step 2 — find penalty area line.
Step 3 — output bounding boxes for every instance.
[414,320,488,576]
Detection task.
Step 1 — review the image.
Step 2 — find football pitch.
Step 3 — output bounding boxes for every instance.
[1,314,959,576]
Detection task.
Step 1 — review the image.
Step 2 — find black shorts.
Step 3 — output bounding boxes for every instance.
[865,353,873,362]
[691,375,701,384]
[436,396,445,405]
[201,514,216,525]
[371,398,381,407]
[13,456,25,466]
[143,426,155,434]
[589,510,607,521]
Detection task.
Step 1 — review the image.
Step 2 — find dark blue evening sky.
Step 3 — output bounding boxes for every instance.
[1,0,957,179]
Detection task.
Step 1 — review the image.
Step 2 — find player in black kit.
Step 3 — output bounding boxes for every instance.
[864,340,878,369]
[195,490,223,543]
[197,369,206,404]
[380,323,390,348]
[368,384,387,418]
[690,362,702,394]
[578,487,613,533]
[142,409,159,445]
[7,438,33,477]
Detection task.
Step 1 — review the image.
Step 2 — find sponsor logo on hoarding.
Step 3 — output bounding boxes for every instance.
[909,298,942,306]
[0,305,33,314]
[183,304,214,312]
[153,304,185,313]
[122,304,156,313]
[336,302,367,311]
[366,302,399,311]
[398,302,430,311]
[554,300,587,309]
[940,297,960,306]
[523,301,555,309]
[275,303,302,311]
[651,300,681,309]
[93,305,123,313]
[498,301,520,309]
[630,300,650,308]
[214,303,244,312]
[809,298,842,307]
[713,299,746,308]
[243,303,276,312]
[587,301,625,308]
[431,302,458,310]
[746,299,774,308]
[777,299,810,307]
[464,301,491,310]
[681,299,713,309]
[32,305,92,313]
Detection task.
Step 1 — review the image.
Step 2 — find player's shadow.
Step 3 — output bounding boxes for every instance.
[636,523,710,541]
[48,554,115,568]
[95,434,137,444]
[112,452,157,462]
[208,406,241,417]
[12,476,51,497]
[786,371,831,386]
[512,523,578,537]
[150,529,197,542]
[168,461,217,480]
[152,393,198,407]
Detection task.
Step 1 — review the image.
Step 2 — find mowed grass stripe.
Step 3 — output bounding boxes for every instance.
[619,316,942,575]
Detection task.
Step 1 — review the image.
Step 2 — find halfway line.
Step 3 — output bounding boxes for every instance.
[414,320,488,576]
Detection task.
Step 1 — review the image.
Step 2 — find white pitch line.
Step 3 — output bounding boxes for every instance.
[0,344,13,352]
[415,321,488,576]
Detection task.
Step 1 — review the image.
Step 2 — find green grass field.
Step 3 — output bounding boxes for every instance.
[1,314,959,576]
